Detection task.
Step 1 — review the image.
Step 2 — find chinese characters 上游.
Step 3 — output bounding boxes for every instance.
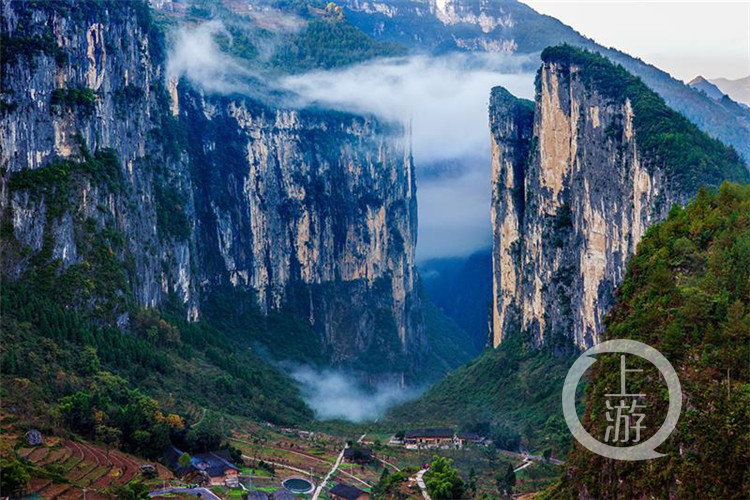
[604,355,646,444]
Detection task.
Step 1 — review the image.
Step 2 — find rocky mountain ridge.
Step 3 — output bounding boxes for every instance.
[490,46,749,348]
[687,75,726,101]
[0,0,424,375]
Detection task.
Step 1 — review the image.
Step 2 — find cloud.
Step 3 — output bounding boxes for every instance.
[279,53,537,260]
[290,365,423,422]
[166,21,260,94]
[417,164,494,261]
[245,6,305,34]
[280,53,537,163]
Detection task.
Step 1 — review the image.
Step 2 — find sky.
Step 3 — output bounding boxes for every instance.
[522,0,750,82]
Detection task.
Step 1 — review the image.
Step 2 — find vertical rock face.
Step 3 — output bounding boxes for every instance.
[0,1,423,374]
[180,92,423,369]
[489,87,534,347]
[490,48,748,349]
[0,1,194,318]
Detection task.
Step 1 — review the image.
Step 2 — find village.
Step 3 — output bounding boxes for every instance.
[12,419,562,500]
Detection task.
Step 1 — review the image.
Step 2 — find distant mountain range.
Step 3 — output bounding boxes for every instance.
[688,76,727,101]
[335,0,750,163]
[713,76,750,106]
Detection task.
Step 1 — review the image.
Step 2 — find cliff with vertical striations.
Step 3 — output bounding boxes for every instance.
[0,0,423,376]
[490,46,749,349]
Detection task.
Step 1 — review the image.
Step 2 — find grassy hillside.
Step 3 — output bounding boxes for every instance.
[552,182,750,498]
[419,298,479,382]
[387,333,579,455]
[420,250,493,352]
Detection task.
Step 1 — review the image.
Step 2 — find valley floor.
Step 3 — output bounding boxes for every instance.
[218,421,563,499]
[6,411,563,499]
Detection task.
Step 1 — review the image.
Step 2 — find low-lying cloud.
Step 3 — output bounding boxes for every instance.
[291,366,423,422]
[167,21,260,94]
[418,164,494,260]
[280,53,536,163]
[245,6,304,34]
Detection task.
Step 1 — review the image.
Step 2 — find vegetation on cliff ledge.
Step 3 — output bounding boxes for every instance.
[540,45,750,192]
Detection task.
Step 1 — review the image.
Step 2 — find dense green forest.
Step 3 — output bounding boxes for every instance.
[552,182,750,499]
[540,45,750,191]
[0,280,314,425]
[178,0,405,74]
[271,17,405,72]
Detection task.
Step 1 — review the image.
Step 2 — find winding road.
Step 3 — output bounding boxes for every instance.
[415,469,431,500]
[311,433,367,500]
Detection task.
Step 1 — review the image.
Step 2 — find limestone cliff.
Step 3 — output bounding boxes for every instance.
[490,46,749,349]
[0,0,423,374]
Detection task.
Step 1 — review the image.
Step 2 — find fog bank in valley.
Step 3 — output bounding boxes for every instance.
[291,366,423,422]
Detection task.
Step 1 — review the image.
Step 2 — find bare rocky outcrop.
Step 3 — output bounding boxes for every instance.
[490,59,689,349]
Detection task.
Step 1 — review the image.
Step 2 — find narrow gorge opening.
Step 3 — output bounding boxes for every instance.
[165,22,540,419]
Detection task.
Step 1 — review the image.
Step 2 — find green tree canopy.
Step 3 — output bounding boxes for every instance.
[178,452,193,469]
[424,456,465,500]
[0,459,30,496]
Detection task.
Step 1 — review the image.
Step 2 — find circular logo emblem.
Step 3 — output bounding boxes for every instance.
[562,339,682,461]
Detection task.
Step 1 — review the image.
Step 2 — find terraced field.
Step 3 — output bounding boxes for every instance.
[19,439,173,499]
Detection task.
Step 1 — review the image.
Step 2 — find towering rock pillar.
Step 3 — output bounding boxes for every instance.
[490,46,748,348]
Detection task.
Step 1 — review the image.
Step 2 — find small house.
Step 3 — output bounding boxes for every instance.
[330,483,370,500]
[403,428,455,449]
[455,432,482,448]
[166,446,240,486]
[193,450,241,485]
